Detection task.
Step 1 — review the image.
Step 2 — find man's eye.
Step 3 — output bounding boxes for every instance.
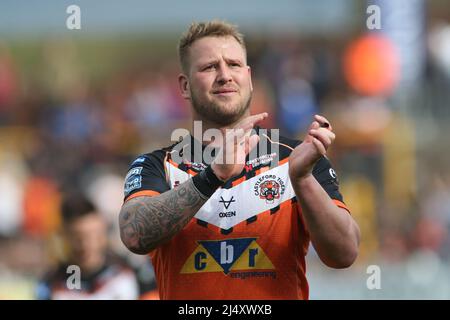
[203,65,215,71]
[229,63,241,67]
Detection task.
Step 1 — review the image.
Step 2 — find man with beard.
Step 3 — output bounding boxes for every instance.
[119,21,360,300]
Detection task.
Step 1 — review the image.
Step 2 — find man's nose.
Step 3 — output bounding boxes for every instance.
[216,63,232,84]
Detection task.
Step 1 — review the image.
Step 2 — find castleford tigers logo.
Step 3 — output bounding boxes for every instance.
[180,238,275,278]
[253,174,286,204]
[259,180,280,202]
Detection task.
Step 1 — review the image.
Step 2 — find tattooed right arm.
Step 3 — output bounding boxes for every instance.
[119,178,208,255]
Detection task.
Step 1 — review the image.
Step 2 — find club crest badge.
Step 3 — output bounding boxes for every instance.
[253,174,286,204]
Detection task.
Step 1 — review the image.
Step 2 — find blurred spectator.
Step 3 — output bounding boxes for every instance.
[36,192,139,299]
[277,50,319,135]
[22,175,60,237]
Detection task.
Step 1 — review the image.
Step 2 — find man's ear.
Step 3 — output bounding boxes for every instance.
[247,66,253,92]
[178,73,191,100]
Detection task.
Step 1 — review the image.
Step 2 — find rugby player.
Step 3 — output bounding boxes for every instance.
[119,21,360,299]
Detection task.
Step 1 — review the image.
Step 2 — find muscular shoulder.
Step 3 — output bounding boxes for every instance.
[124,142,180,200]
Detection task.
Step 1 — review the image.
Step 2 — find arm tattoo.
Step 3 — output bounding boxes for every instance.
[119,179,207,254]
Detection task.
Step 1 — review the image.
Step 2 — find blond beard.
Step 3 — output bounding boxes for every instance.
[190,91,252,126]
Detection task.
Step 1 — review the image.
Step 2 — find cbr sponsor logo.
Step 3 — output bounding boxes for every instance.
[180,238,275,276]
[253,174,286,204]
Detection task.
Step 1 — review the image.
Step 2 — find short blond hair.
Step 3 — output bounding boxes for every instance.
[178,20,246,73]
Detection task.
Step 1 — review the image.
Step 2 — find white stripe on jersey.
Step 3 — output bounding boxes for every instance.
[165,162,295,230]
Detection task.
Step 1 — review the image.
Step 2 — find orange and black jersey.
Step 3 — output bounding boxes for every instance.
[123,127,350,300]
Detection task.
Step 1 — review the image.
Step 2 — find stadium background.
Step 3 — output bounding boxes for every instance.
[1,0,450,299]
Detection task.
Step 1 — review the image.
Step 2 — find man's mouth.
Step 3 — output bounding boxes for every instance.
[213,89,238,95]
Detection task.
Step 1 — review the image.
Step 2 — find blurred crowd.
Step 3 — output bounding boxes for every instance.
[2,12,450,298]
